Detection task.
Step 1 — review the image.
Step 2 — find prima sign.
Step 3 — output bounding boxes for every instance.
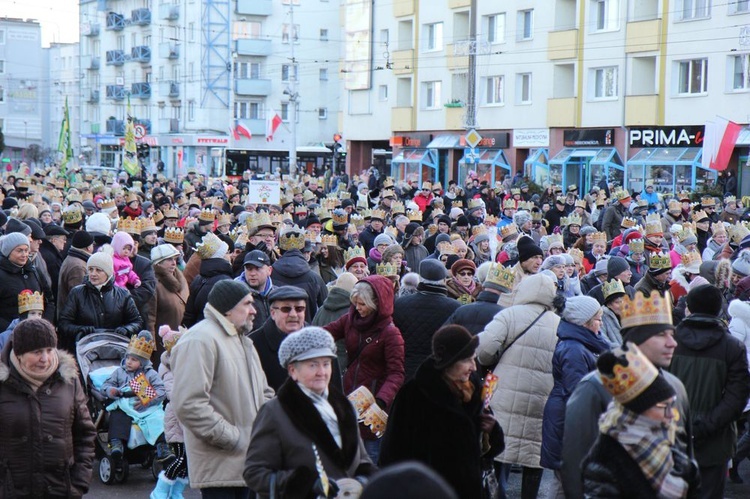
[628,126,704,147]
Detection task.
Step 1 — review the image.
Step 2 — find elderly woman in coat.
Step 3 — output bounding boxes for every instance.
[147,244,189,367]
[244,327,377,498]
[0,318,96,497]
[476,273,560,499]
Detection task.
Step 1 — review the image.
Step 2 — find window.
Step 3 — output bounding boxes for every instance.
[234,62,261,79]
[731,0,749,13]
[318,107,328,119]
[518,10,534,40]
[425,22,443,51]
[172,104,181,120]
[378,85,388,101]
[451,73,468,101]
[250,62,261,79]
[592,67,618,98]
[189,23,195,42]
[422,81,442,109]
[234,21,262,40]
[282,24,300,44]
[235,101,264,120]
[380,29,389,44]
[594,0,619,31]
[117,35,125,50]
[188,62,194,80]
[319,68,328,81]
[680,0,710,20]
[485,76,504,104]
[677,59,708,94]
[281,64,298,82]
[320,29,329,41]
[730,54,750,90]
[485,13,506,44]
[281,103,289,121]
[517,73,532,103]
[188,101,195,121]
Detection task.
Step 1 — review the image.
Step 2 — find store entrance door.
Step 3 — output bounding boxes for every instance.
[564,157,589,192]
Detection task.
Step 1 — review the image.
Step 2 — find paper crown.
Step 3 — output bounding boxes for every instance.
[644,213,662,236]
[472,224,488,237]
[344,245,366,264]
[620,290,673,330]
[125,192,140,204]
[370,209,386,221]
[438,242,457,255]
[648,251,672,270]
[140,217,157,234]
[152,210,165,224]
[380,188,396,199]
[668,199,681,212]
[503,199,517,210]
[382,177,395,189]
[278,225,306,251]
[390,201,405,214]
[338,191,351,200]
[547,233,564,248]
[712,222,727,235]
[359,208,372,219]
[127,332,155,360]
[246,212,274,234]
[568,247,584,264]
[228,227,243,243]
[500,223,518,239]
[556,196,566,205]
[484,214,498,225]
[407,209,422,222]
[162,207,179,219]
[566,214,582,226]
[602,279,626,301]
[302,190,316,203]
[164,227,185,244]
[591,232,608,244]
[384,226,399,239]
[63,206,83,225]
[18,290,44,314]
[485,263,515,291]
[680,250,702,268]
[376,262,399,277]
[676,228,695,244]
[67,192,82,204]
[198,208,215,223]
[725,196,737,204]
[692,210,709,223]
[452,200,463,208]
[292,185,303,196]
[531,210,543,221]
[701,196,716,207]
[510,188,520,195]
[332,209,349,226]
[621,217,637,229]
[574,199,587,208]
[118,217,141,235]
[100,199,117,211]
[195,232,225,259]
[350,214,365,227]
[217,213,232,226]
[468,198,484,210]
[315,206,332,221]
[322,197,339,211]
[81,192,94,202]
[628,238,645,253]
[320,234,338,246]
[615,190,631,201]
[729,222,750,244]
[599,342,660,405]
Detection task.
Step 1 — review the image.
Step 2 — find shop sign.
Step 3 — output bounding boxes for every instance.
[389,135,424,147]
[459,131,509,148]
[196,136,229,145]
[563,128,615,147]
[513,128,550,148]
[628,126,704,147]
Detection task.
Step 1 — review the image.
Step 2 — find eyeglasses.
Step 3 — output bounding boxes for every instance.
[654,399,676,418]
[457,271,474,277]
[255,232,275,240]
[272,305,306,314]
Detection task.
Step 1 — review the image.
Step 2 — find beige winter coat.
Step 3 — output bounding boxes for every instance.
[498,262,534,307]
[476,273,560,468]
[171,304,274,489]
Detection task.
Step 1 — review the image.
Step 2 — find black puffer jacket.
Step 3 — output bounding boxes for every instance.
[182,258,234,328]
[0,256,47,332]
[128,254,157,323]
[271,250,328,322]
[443,290,503,335]
[57,277,143,352]
[393,282,461,379]
[39,239,64,298]
[0,344,96,498]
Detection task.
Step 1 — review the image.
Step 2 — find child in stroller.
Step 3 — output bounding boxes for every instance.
[100,331,166,467]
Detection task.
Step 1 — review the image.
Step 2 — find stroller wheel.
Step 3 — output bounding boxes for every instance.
[99,456,128,484]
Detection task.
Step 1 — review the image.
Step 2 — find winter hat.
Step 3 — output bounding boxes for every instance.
[449,207,464,219]
[561,253,575,266]
[111,231,135,256]
[686,284,723,316]
[158,324,185,354]
[151,244,180,265]
[580,226,598,236]
[455,215,470,228]
[732,250,750,277]
[0,232,30,257]
[562,296,602,326]
[542,255,566,271]
[597,343,676,414]
[517,236,543,262]
[607,256,630,278]
[12,318,57,356]
[431,325,479,370]
[126,330,155,366]
[86,212,112,235]
[451,258,476,276]
[86,251,114,279]
[474,232,490,244]
[207,279,251,315]
[374,233,395,247]
[513,210,532,228]
[360,462,458,499]
[437,215,452,227]
[42,223,67,238]
[334,272,358,293]
[278,326,337,368]
[435,233,452,248]
[444,254,460,271]
[593,257,609,276]
[71,230,94,250]
[419,259,447,283]
[267,285,309,304]
[687,275,710,292]
[5,218,32,237]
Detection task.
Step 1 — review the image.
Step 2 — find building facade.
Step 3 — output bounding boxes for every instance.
[45,42,82,165]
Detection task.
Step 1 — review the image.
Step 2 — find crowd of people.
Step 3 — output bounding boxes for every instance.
[0,165,749,498]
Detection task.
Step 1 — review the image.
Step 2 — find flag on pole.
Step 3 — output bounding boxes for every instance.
[122,96,139,177]
[57,96,73,174]
[235,120,252,140]
[702,117,742,171]
[265,111,282,142]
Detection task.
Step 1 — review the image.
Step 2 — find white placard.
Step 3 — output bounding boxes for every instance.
[513,128,550,148]
[247,180,281,205]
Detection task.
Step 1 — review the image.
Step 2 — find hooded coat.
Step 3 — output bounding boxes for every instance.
[312,287,352,328]
[0,345,96,498]
[272,250,328,322]
[476,274,560,468]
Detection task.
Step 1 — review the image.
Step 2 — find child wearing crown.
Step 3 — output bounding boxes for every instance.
[101,331,166,465]
[0,290,45,352]
[110,231,142,289]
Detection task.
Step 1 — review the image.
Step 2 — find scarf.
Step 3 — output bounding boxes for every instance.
[10,349,60,392]
[452,278,477,296]
[368,247,382,263]
[599,402,687,499]
[154,264,188,295]
[443,375,475,403]
[297,383,341,448]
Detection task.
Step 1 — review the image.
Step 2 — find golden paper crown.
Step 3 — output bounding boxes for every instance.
[676,228,695,244]
[198,208,215,223]
[370,209,386,221]
[140,217,157,234]
[292,185,303,196]
[547,234,564,248]
[472,225,488,237]
[118,217,141,235]
[228,228,243,243]
[531,210,543,221]
[500,223,518,239]
[628,238,645,253]
[152,210,165,224]
[602,279,626,301]
[195,232,225,259]
[621,217,637,229]
[692,210,709,223]
[729,222,750,244]
[648,251,672,270]
[452,200,463,208]
[380,188,396,199]
[668,199,681,212]
[680,250,702,268]
[360,208,372,219]
[302,190,316,203]
[712,222,727,235]
[503,199,516,210]
[438,242,457,256]
[645,220,663,236]
[322,198,339,211]
[246,212,274,234]
[701,196,716,207]
[81,192,94,202]
[217,213,232,226]
[620,290,673,330]
[63,206,83,225]
[280,194,293,207]
[127,333,155,360]
[100,199,117,211]
[332,210,349,226]
[566,214,582,226]
[560,216,569,227]
[162,207,179,219]
[510,188,520,195]
[599,343,660,405]
[556,196,567,205]
[468,198,484,210]
[568,248,584,264]
[338,191,351,200]
[278,225,306,251]
[725,196,737,205]
[321,234,338,246]
[376,262,399,277]
[592,232,608,244]
[16,179,30,190]
[67,192,82,204]
[125,192,140,205]
[344,245,366,264]
[294,204,308,216]
[350,214,365,228]
[485,263,515,291]
[391,201,405,214]
[382,177,395,189]
[484,214,498,225]
[407,210,422,222]
[384,226,399,239]
[574,199,587,208]
[212,198,225,210]
[18,290,44,314]
[315,206,332,221]
[615,190,631,202]
[164,227,185,244]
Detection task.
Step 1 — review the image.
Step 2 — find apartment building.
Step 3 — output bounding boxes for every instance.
[79,0,341,177]
[45,42,82,163]
[341,0,750,196]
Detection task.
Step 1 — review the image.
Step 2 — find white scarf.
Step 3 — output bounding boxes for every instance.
[298,383,341,448]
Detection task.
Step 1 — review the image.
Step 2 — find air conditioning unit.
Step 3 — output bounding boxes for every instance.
[116,76,124,85]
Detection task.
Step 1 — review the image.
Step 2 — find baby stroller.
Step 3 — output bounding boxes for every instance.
[76,331,161,485]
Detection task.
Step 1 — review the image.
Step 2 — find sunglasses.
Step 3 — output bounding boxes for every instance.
[272,306,306,314]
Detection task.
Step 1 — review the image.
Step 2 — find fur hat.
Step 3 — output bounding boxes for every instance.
[686,284,723,316]
[450,258,476,276]
[513,210,532,228]
[12,318,57,356]
[431,325,479,370]
[542,255,566,271]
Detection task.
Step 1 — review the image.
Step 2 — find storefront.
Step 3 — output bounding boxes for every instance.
[525,148,550,186]
[735,128,750,195]
[390,148,439,184]
[514,128,550,186]
[550,129,622,191]
[456,131,511,185]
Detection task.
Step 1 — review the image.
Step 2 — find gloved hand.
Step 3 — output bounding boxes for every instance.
[671,448,700,490]
[106,387,121,399]
[254,241,268,253]
[312,478,340,499]
[80,326,96,337]
[375,398,387,410]
[114,327,128,336]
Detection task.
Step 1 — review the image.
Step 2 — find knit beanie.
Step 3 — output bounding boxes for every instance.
[208,279,251,314]
[435,233,451,248]
[431,325,479,370]
[111,231,135,256]
[277,326,337,368]
[455,215,469,227]
[86,212,113,235]
[0,232,30,257]
[374,233,394,247]
[334,272,358,293]
[5,218,32,236]
[517,236,543,262]
[562,296,602,326]
[542,255,566,271]
[732,250,750,277]
[444,254,460,271]
[513,210,532,228]
[71,230,95,250]
[607,256,630,278]
[419,259,446,282]
[12,318,57,356]
[580,226,598,236]
[87,251,114,279]
[686,284,723,316]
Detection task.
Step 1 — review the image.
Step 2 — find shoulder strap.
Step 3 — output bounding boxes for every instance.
[502,310,547,353]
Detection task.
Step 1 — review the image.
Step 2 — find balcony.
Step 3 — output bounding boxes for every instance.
[392,49,414,75]
[235,38,273,56]
[548,29,578,60]
[88,90,100,103]
[626,19,661,53]
[106,50,125,65]
[159,81,180,98]
[447,44,468,71]
[393,0,415,17]
[445,106,464,130]
[81,23,100,37]
[625,95,659,126]
[106,85,126,101]
[131,8,151,26]
[547,97,578,127]
[131,45,151,63]
[448,0,470,7]
[236,0,272,16]
[131,82,151,99]
[159,3,179,21]
[106,119,125,136]
[235,78,272,96]
[135,119,152,134]
[159,118,180,133]
[159,42,180,59]
[82,55,101,70]
[106,12,125,31]
[391,107,413,132]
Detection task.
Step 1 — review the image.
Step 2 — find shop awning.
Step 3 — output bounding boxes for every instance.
[736,128,750,146]
[524,148,548,167]
[391,149,438,183]
[427,134,461,149]
[391,149,438,168]
[458,148,510,168]
[627,147,703,167]
[550,147,623,167]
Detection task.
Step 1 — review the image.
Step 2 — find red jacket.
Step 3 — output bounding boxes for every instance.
[324,275,405,415]
[414,192,433,213]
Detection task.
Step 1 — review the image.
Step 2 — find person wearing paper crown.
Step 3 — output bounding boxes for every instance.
[100,331,166,469]
[581,343,700,498]
[182,231,234,328]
